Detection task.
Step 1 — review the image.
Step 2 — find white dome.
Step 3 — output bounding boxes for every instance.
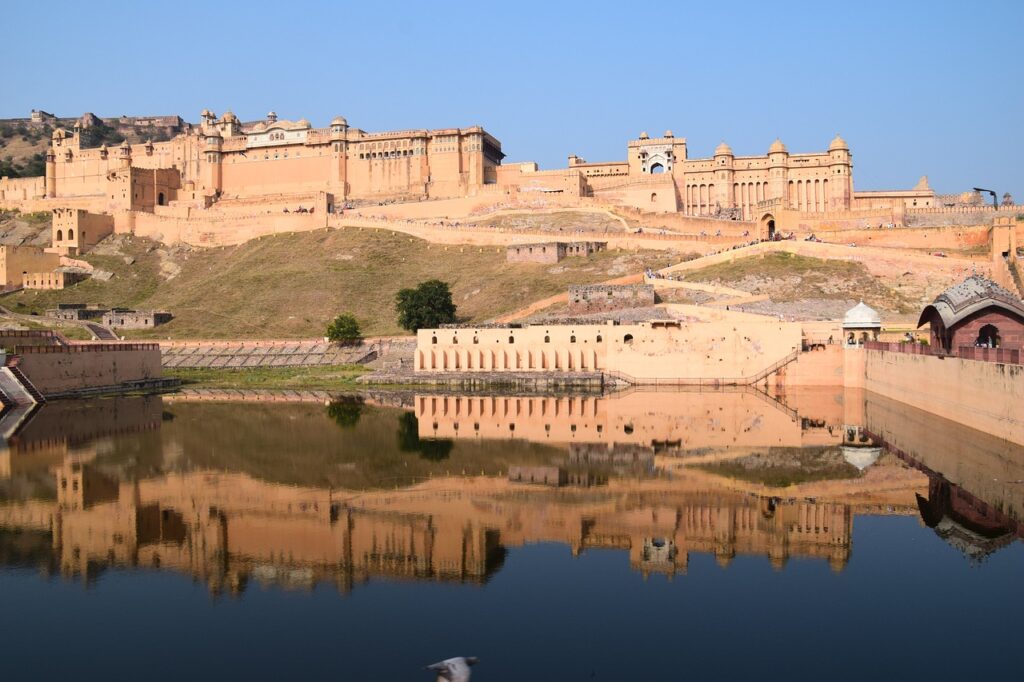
[843,301,881,328]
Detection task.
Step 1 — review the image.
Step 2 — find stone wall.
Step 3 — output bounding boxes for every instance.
[567,284,655,314]
[505,241,607,264]
[15,343,163,396]
[0,245,60,289]
[864,349,1024,446]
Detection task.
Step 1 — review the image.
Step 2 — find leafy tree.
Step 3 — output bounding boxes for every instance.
[395,279,457,332]
[327,396,363,428]
[396,412,453,461]
[326,313,362,344]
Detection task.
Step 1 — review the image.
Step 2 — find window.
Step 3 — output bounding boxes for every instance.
[431,336,437,344]
[570,335,576,343]
[544,335,550,343]
[508,335,515,344]
[624,334,634,343]
[596,335,602,343]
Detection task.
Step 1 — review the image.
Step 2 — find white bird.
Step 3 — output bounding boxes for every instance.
[425,656,479,682]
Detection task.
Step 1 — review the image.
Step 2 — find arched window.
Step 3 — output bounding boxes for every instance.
[157,192,165,206]
[452,336,458,344]
[596,335,602,343]
[570,335,576,343]
[508,336,515,344]
[624,334,634,344]
[977,324,1001,348]
[544,335,550,343]
[473,337,479,344]
[67,228,74,241]
[431,336,437,344]
[56,229,63,241]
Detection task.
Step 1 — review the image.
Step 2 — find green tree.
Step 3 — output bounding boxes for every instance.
[395,279,457,332]
[326,396,363,428]
[326,313,362,345]
[396,412,453,461]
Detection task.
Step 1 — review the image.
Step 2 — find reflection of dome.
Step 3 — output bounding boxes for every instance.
[768,138,787,154]
[842,446,881,471]
[829,134,849,151]
[843,301,881,328]
[714,141,733,156]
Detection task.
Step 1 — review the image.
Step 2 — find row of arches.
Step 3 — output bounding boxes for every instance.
[733,181,768,220]
[418,348,600,371]
[683,183,716,214]
[788,178,830,213]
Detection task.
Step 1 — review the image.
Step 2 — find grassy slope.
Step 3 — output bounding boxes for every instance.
[680,251,916,312]
[5,228,670,338]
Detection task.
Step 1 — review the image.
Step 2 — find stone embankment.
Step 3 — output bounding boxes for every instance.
[161,339,377,368]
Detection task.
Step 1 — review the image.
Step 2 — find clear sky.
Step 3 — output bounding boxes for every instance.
[2,0,1021,196]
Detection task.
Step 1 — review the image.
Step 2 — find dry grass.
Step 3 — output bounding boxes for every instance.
[6,228,670,339]
[680,252,917,312]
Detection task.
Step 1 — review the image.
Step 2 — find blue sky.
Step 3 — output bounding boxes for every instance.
[2,0,1021,196]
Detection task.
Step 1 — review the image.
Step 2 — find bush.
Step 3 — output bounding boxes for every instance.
[326,313,362,344]
[395,279,457,332]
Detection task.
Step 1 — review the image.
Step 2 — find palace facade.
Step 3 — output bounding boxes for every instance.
[11,109,504,209]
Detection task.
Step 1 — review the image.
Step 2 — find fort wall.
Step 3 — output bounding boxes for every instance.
[864,349,1024,446]
[15,343,163,396]
[416,314,804,383]
[567,284,655,314]
[0,245,61,289]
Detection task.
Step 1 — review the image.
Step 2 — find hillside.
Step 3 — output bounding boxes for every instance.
[678,251,924,318]
[4,226,670,339]
[0,118,177,177]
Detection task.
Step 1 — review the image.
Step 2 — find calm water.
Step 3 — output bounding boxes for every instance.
[1,388,1022,681]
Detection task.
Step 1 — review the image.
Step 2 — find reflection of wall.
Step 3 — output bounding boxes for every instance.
[414,390,843,451]
[864,391,1024,526]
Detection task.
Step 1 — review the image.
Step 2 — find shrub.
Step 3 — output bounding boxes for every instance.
[326,313,362,344]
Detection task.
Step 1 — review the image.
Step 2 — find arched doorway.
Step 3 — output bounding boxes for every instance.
[650,163,665,174]
[157,192,165,206]
[650,192,658,204]
[760,213,776,240]
[977,324,1000,348]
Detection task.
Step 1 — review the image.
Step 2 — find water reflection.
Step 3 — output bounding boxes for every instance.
[0,386,1021,595]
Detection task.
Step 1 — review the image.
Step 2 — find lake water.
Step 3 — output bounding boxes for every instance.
[1,388,1022,681]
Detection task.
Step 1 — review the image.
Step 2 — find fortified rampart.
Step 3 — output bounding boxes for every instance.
[864,349,1024,446]
[14,343,163,397]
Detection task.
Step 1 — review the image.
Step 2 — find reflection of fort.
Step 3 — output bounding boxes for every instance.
[0,453,925,591]
[15,387,1024,593]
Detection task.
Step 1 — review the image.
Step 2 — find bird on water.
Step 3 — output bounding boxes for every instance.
[425,656,479,681]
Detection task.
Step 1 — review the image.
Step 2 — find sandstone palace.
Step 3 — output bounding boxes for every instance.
[0,108,1016,252]
[2,108,943,214]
